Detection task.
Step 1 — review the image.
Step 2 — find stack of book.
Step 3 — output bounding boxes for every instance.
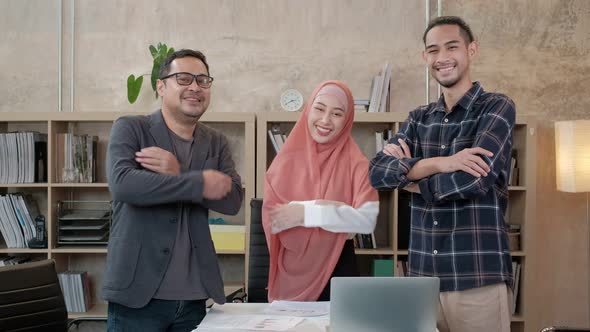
[396,260,408,277]
[55,133,98,183]
[57,271,92,313]
[0,194,41,248]
[512,261,522,315]
[509,150,519,186]
[354,99,370,112]
[366,63,392,113]
[267,128,288,154]
[0,255,33,266]
[0,132,47,184]
[353,232,377,249]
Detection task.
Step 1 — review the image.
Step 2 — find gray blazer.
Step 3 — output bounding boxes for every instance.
[101,110,243,308]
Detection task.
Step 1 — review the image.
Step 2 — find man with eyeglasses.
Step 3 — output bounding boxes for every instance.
[102,49,244,331]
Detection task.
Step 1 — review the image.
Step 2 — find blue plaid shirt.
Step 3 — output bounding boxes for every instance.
[369,82,515,292]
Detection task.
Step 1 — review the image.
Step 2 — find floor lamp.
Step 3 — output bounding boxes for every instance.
[555,120,590,324]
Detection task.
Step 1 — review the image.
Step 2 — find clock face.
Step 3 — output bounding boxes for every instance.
[280,89,304,112]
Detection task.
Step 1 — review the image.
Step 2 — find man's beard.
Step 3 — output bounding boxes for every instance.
[433,75,460,89]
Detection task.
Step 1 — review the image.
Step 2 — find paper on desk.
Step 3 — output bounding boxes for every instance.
[197,314,304,331]
[264,301,330,317]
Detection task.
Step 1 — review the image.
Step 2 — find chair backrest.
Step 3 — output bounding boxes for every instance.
[247,198,269,302]
[0,259,68,332]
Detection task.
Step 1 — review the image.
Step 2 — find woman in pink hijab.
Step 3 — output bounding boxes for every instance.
[262,80,379,302]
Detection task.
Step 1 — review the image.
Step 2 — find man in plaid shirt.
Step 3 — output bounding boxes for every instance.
[369,16,515,332]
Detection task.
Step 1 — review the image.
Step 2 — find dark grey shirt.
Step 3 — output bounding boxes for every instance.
[154,129,208,300]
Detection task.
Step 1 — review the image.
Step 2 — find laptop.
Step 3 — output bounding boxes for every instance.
[330,277,440,332]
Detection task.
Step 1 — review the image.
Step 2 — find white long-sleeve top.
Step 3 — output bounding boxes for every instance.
[289,200,379,235]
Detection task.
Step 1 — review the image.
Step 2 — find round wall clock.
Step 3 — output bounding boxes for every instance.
[280,89,304,112]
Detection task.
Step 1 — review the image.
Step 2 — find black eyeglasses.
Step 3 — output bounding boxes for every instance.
[160,72,214,88]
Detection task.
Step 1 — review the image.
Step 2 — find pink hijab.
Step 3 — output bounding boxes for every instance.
[262,80,378,301]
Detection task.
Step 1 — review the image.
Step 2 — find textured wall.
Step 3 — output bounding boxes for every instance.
[0,0,426,114]
[0,0,60,113]
[443,0,590,120]
[2,0,588,120]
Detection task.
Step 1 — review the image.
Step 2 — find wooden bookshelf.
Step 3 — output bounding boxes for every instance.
[256,112,535,331]
[0,111,256,319]
[0,111,535,329]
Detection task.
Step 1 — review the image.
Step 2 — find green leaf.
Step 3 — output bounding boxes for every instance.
[167,47,175,56]
[149,45,157,58]
[155,43,165,59]
[127,74,143,104]
[151,60,161,92]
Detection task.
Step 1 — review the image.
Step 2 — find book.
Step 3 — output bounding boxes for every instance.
[378,63,391,113]
[33,133,48,182]
[268,130,280,153]
[512,261,521,315]
[373,259,394,277]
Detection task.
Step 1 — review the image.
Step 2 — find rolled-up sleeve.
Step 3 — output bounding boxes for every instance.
[418,96,515,204]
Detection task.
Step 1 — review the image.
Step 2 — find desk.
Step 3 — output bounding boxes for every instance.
[193,303,329,332]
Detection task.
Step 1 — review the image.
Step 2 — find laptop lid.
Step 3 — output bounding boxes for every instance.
[330,277,439,332]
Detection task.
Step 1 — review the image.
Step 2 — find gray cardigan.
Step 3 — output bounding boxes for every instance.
[101,110,243,308]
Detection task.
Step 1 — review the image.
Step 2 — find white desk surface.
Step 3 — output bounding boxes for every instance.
[193,303,329,332]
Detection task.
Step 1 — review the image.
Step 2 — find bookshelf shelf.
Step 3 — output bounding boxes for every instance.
[51,183,109,188]
[68,302,108,319]
[0,183,49,188]
[0,248,49,254]
[216,249,246,255]
[509,186,526,191]
[355,249,395,255]
[51,247,108,254]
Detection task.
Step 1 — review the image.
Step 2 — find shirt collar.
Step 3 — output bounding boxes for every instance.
[427,81,484,115]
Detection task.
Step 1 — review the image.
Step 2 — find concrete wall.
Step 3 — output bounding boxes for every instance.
[1,0,427,114]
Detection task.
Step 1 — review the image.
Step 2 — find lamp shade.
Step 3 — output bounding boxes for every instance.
[555,120,590,192]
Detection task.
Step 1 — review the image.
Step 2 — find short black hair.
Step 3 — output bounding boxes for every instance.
[158,49,210,78]
[422,16,475,45]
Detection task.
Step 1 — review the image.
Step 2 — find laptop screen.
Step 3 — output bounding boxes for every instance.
[330,277,439,332]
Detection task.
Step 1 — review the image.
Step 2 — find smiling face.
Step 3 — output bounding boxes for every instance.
[157,56,211,121]
[307,92,347,144]
[423,24,477,89]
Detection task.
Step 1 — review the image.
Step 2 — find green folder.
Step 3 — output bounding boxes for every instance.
[372,259,394,277]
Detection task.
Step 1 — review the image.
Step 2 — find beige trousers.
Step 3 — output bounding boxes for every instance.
[437,283,512,332]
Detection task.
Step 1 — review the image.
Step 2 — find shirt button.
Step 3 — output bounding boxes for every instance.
[169,217,178,223]
[433,250,438,255]
[162,248,170,255]
[433,221,438,226]
[441,145,446,149]
[444,118,449,123]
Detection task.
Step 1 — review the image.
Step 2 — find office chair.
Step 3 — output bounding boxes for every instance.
[247,198,269,302]
[0,259,105,332]
[541,327,590,331]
